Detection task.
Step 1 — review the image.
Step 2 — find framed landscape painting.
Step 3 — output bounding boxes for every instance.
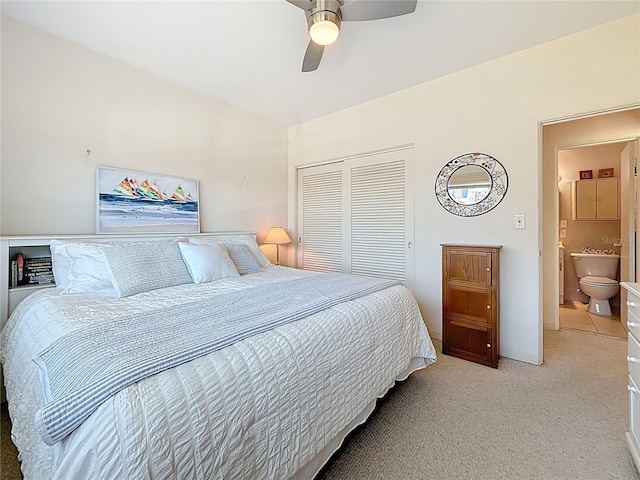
[97,166,200,234]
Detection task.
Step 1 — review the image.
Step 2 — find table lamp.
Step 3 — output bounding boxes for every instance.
[264,227,292,266]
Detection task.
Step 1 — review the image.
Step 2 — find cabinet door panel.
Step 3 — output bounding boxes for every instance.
[597,177,618,219]
[445,285,492,323]
[576,180,597,219]
[443,318,494,365]
[445,251,491,286]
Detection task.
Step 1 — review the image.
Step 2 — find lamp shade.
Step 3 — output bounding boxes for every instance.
[264,227,292,245]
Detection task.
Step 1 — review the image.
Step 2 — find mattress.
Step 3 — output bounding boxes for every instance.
[1,266,436,480]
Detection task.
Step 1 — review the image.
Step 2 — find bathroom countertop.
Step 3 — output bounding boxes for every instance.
[621,282,640,297]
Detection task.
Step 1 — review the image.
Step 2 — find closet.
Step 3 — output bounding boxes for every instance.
[296,147,414,286]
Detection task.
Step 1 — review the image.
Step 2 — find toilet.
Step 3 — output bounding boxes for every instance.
[570,252,620,316]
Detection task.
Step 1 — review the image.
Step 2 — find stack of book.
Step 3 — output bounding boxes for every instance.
[11,254,55,287]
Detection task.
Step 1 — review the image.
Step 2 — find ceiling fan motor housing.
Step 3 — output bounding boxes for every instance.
[307,0,343,33]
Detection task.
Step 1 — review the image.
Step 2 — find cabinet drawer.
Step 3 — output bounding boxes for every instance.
[629,374,640,467]
[444,284,493,324]
[629,332,640,383]
[628,310,640,341]
[628,290,640,323]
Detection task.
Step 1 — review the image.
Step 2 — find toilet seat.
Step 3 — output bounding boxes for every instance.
[580,275,618,286]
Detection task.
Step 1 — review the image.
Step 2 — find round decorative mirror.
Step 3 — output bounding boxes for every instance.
[435,152,508,217]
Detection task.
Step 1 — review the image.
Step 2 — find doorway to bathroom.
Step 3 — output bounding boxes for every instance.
[542,107,640,346]
[557,141,629,339]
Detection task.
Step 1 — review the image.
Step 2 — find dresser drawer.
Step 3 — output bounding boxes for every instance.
[628,289,640,321]
[629,332,640,383]
[628,374,640,470]
[628,309,640,340]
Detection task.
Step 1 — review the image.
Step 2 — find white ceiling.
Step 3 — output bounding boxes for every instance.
[1,1,638,127]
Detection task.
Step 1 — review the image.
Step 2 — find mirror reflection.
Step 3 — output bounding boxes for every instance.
[447,165,492,205]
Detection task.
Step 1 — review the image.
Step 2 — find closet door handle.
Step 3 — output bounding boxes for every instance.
[628,356,640,364]
[628,301,639,308]
[629,385,640,394]
[628,321,640,328]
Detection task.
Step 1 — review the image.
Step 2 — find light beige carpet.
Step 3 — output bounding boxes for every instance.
[2,329,638,480]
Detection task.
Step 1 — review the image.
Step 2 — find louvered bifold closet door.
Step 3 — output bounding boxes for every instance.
[297,147,414,284]
[298,165,343,272]
[347,150,413,285]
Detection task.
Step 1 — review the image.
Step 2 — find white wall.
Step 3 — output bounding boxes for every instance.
[0,16,289,259]
[288,15,640,365]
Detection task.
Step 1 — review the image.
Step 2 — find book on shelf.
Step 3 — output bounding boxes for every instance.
[25,272,55,280]
[26,279,55,285]
[10,260,17,288]
[16,253,24,283]
[25,267,54,274]
[24,257,52,267]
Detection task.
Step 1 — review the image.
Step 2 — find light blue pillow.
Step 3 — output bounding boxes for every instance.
[103,242,193,297]
[225,243,264,275]
[178,242,240,284]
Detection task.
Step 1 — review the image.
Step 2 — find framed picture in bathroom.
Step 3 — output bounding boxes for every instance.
[579,170,593,180]
[598,168,614,178]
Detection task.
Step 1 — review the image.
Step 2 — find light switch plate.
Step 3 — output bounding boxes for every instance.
[560,219,567,228]
[560,229,567,238]
[513,214,526,229]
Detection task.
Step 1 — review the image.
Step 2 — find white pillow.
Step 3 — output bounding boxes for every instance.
[188,235,271,268]
[49,240,72,289]
[49,240,116,295]
[178,242,240,284]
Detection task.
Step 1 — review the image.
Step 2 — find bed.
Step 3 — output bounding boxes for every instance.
[1,233,437,480]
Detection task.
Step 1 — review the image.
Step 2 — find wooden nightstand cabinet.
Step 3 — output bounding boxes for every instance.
[441,244,501,368]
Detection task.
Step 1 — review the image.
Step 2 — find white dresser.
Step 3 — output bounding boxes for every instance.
[621,282,640,471]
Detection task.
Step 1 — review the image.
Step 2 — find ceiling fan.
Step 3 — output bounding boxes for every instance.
[286,0,417,72]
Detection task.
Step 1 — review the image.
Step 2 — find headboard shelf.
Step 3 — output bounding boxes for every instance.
[1,231,257,326]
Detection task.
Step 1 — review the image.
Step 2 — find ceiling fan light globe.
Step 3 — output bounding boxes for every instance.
[309,20,340,45]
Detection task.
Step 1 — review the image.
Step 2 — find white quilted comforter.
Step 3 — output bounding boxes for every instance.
[1,266,436,480]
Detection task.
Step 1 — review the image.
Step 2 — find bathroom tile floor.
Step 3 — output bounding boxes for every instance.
[559,300,626,338]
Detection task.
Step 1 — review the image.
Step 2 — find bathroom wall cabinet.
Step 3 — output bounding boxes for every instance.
[572,177,619,220]
[620,282,640,472]
[441,244,501,368]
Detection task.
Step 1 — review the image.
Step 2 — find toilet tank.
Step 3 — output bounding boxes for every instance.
[570,253,620,278]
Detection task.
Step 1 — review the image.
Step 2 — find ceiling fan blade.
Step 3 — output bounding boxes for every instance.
[302,41,324,72]
[285,0,314,10]
[340,0,417,21]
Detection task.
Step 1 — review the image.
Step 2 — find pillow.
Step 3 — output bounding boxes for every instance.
[178,242,240,284]
[225,243,263,275]
[188,235,271,268]
[49,240,71,289]
[50,240,116,295]
[103,241,193,297]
